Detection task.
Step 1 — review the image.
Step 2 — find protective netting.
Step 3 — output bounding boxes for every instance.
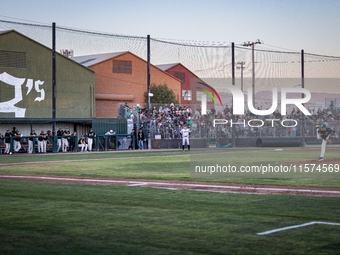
[1,20,340,141]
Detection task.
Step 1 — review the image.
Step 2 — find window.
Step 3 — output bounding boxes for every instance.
[174,72,185,83]
[196,91,213,102]
[182,90,192,101]
[113,60,132,74]
[0,50,26,68]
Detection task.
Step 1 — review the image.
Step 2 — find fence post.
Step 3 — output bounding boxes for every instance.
[231,42,236,148]
[52,22,57,152]
[301,49,306,147]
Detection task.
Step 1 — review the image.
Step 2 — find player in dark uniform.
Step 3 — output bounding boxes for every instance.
[4,129,12,154]
[57,127,63,152]
[78,135,88,152]
[137,128,145,150]
[317,123,336,161]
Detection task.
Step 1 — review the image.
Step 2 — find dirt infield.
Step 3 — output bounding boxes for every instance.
[1,174,340,197]
[0,147,339,197]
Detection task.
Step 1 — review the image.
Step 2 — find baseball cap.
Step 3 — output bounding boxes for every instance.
[41,130,44,132]
[59,127,62,129]
[320,123,327,129]
[110,130,113,132]
[65,127,69,129]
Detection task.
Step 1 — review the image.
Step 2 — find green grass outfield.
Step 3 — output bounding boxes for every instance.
[0,147,339,254]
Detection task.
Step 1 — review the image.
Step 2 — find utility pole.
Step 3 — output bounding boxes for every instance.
[236,62,245,91]
[243,39,262,107]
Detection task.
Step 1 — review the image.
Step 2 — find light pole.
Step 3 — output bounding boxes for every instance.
[243,39,262,107]
[236,62,245,92]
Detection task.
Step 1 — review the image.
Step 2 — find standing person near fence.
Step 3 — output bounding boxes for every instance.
[46,130,53,147]
[13,130,22,153]
[4,129,12,154]
[105,130,116,150]
[37,130,46,153]
[317,123,338,161]
[62,127,71,152]
[28,129,37,154]
[69,131,77,152]
[43,131,49,153]
[137,128,144,150]
[180,125,190,151]
[57,127,63,152]
[87,128,96,152]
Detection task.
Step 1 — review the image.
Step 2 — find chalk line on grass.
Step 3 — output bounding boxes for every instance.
[257,221,340,235]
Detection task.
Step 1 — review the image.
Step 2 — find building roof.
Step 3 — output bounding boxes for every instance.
[0,30,95,73]
[157,62,203,80]
[156,63,180,71]
[71,51,182,83]
[71,52,128,67]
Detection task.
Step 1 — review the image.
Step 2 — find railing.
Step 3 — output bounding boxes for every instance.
[0,134,136,154]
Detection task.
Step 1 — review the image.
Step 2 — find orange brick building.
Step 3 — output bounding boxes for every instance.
[72,52,181,117]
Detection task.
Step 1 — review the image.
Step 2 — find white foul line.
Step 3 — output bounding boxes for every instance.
[257,221,340,235]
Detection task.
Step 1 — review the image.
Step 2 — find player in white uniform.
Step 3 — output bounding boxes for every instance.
[87,128,96,152]
[180,125,190,151]
[28,130,37,154]
[62,127,71,152]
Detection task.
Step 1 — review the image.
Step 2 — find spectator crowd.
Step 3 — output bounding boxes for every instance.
[121,101,340,140]
[1,101,339,154]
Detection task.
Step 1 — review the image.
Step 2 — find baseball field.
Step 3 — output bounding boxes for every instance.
[0,146,339,254]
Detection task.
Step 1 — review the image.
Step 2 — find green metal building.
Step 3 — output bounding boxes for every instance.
[0,30,128,153]
[0,30,97,136]
[0,30,95,119]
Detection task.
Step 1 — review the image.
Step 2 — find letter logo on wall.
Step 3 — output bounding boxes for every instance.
[0,72,45,117]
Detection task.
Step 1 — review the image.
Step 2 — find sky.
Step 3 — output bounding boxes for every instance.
[1,0,340,56]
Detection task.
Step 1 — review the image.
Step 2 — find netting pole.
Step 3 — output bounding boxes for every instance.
[301,49,306,146]
[231,42,236,148]
[52,22,57,152]
[147,35,151,149]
